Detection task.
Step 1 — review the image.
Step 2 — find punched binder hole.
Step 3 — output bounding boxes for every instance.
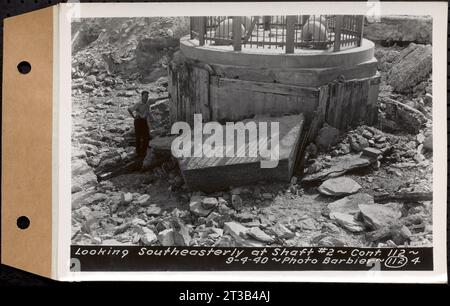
[17,61,31,74]
[16,216,30,230]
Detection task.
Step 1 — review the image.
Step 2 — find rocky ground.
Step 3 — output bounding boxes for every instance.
[71,18,433,248]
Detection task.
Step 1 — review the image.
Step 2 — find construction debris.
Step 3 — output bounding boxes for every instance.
[387,43,432,94]
[302,154,373,183]
[364,16,432,45]
[325,193,374,216]
[71,18,433,249]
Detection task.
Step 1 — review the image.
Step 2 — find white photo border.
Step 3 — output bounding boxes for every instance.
[56,1,448,282]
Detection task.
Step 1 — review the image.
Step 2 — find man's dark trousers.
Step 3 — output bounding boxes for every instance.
[134,118,149,158]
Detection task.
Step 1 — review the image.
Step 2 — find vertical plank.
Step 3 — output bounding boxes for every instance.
[177,72,182,122]
[341,81,353,129]
[355,81,366,126]
[167,65,178,124]
[285,16,296,54]
[183,65,192,125]
[336,83,346,128]
[325,83,335,127]
[332,83,343,128]
[200,68,211,122]
[357,15,365,47]
[334,15,343,52]
[307,85,329,141]
[209,76,221,121]
[347,81,358,127]
[190,16,195,39]
[233,16,242,51]
[180,65,188,123]
[366,76,380,124]
[198,16,206,46]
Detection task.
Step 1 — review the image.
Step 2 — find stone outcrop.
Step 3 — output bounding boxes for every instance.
[364,16,432,44]
[326,193,374,216]
[72,17,189,92]
[318,177,362,196]
[387,43,432,93]
[359,203,403,230]
[70,17,433,250]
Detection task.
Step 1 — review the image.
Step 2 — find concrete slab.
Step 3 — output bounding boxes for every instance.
[177,114,305,192]
[181,36,375,69]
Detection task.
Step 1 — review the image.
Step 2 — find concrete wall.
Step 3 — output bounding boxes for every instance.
[169,40,380,132]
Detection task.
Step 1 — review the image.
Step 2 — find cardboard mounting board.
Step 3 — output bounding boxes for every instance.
[2,6,54,278]
[0,2,447,283]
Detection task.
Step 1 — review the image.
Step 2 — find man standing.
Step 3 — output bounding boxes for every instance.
[128,91,151,159]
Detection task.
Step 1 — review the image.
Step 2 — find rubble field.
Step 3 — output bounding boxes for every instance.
[71,18,433,248]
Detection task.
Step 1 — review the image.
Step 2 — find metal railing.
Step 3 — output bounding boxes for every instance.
[189,15,364,53]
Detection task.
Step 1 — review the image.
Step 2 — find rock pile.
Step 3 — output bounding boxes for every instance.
[364,16,432,45]
[301,111,432,247]
[375,43,432,99]
[72,17,189,97]
[71,19,433,249]
[387,43,432,94]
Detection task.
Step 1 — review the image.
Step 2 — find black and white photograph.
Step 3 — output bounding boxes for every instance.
[1,0,448,286]
[63,2,446,279]
[71,14,433,247]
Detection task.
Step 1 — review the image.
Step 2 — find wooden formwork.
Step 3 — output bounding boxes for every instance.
[168,58,379,136]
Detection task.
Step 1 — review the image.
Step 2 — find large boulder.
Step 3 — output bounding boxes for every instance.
[72,158,93,176]
[318,177,362,197]
[302,154,372,183]
[247,227,274,243]
[387,43,432,93]
[326,193,374,216]
[270,223,295,239]
[189,195,214,217]
[223,222,265,247]
[71,189,97,210]
[140,228,158,245]
[72,17,190,82]
[330,212,365,233]
[72,159,98,192]
[224,221,248,240]
[315,124,340,151]
[135,36,179,82]
[157,228,175,246]
[359,203,402,230]
[364,16,432,44]
[172,218,192,246]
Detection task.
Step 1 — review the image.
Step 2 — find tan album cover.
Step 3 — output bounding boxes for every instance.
[1,2,447,283]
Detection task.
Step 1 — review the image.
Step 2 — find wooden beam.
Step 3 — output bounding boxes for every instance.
[333,15,343,52]
[198,17,206,46]
[358,15,365,46]
[374,191,433,203]
[232,16,242,51]
[190,16,194,39]
[213,77,319,98]
[285,15,296,54]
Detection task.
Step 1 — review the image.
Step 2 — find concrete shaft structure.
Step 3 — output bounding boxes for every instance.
[168,30,379,191]
[168,35,379,138]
